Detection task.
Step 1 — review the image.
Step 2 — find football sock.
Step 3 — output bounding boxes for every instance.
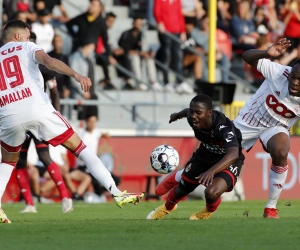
[165,187,183,210]
[74,142,121,196]
[265,164,288,209]
[0,163,15,207]
[175,169,184,182]
[47,162,70,199]
[16,168,34,205]
[206,197,221,212]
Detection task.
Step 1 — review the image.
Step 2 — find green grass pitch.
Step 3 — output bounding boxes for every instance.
[1,200,300,250]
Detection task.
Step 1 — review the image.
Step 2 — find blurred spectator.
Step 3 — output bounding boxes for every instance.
[34,0,69,23]
[3,0,37,22]
[118,17,162,91]
[229,0,259,51]
[31,9,55,53]
[253,6,270,33]
[69,43,98,119]
[217,0,233,32]
[184,15,231,83]
[96,12,117,90]
[66,0,107,53]
[154,0,194,94]
[182,0,205,20]
[182,17,204,86]
[282,0,300,57]
[76,114,120,197]
[48,35,71,100]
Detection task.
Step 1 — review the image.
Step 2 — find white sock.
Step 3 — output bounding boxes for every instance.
[0,163,15,207]
[78,147,121,196]
[175,169,184,182]
[265,164,288,209]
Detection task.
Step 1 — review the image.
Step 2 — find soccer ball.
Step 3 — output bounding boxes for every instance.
[150,145,179,174]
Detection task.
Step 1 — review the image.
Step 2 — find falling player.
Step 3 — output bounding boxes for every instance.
[146,94,245,220]
[0,20,144,224]
[155,38,296,219]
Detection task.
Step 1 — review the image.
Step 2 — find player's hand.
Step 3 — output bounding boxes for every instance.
[169,113,180,123]
[74,74,92,92]
[195,169,215,186]
[267,38,291,58]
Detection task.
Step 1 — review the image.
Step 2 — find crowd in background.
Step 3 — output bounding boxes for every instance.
[2,0,300,95]
[1,0,300,202]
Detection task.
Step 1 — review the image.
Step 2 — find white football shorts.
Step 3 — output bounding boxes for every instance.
[0,110,74,152]
[233,115,289,151]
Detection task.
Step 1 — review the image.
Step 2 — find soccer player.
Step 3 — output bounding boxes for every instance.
[16,31,73,214]
[0,20,144,224]
[155,38,296,219]
[146,94,245,220]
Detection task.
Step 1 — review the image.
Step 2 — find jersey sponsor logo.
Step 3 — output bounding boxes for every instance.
[266,95,296,118]
[275,91,280,96]
[202,142,226,154]
[219,125,227,131]
[0,87,32,107]
[0,45,22,56]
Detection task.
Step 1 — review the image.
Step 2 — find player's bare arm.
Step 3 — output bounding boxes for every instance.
[242,38,291,68]
[35,50,91,92]
[169,108,190,123]
[195,147,239,186]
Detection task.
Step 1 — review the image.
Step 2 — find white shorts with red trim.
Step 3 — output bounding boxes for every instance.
[234,115,289,151]
[0,110,74,152]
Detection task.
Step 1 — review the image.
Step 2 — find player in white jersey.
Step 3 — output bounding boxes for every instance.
[234,38,298,219]
[0,20,144,224]
[153,38,297,219]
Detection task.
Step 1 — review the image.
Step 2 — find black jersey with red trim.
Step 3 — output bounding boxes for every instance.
[187,110,245,164]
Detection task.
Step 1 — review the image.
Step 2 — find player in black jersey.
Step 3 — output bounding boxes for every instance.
[147,94,245,220]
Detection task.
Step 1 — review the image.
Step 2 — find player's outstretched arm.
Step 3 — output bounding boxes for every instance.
[242,38,291,68]
[35,50,91,92]
[169,108,189,123]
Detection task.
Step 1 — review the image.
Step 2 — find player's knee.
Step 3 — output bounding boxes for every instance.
[270,147,289,162]
[205,186,222,201]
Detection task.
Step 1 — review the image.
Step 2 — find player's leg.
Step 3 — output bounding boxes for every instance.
[263,130,290,219]
[189,161,242,220]
[155,169,183,196]
[34,138,73,213]
[33,111,144,208]
[16,135,37,213]
[147,160,201,220]
[0,125,27,223]
[189,178,227,220]
[62,133,144,207]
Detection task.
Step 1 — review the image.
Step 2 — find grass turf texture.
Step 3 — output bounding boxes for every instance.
[1,200,300,250]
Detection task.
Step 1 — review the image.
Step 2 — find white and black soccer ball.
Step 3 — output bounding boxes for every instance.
[150,145,179,174]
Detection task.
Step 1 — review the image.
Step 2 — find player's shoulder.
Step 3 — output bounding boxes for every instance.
[212,110,235,131]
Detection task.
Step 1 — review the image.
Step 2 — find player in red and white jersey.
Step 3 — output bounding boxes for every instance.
[0,20,144,224]
[234,38,300,219]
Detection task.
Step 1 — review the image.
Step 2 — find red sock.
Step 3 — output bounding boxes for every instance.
[165,187,184,210]
[206,197,221,212]
[47,162,70,199]
[16,168,34,206]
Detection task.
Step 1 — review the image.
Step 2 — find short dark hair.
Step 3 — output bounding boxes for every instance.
[30,31,37,43]
[3,19,30,40]
[191,94,213,110]
[106,12,116,19]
